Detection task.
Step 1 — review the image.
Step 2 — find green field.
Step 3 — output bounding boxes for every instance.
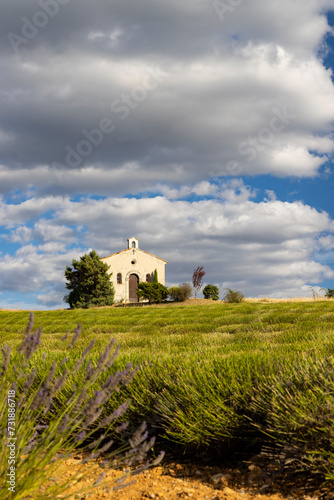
[2,301,334,360]
[2,300,334,483]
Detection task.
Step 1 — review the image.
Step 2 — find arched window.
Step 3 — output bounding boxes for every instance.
[117,273,122,284]
[132,241,136,248]
[146,273,151,283]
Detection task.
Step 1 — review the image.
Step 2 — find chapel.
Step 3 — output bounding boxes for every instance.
[101,237,168,303]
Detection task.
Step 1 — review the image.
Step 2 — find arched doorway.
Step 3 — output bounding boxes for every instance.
[129,274,139,302]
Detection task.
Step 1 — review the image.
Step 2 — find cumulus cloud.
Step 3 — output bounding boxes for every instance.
[0,0,332,193]
[0,241,85,306]
[0,181,333,307]
[0,1,333,308]
[0,195,65,226]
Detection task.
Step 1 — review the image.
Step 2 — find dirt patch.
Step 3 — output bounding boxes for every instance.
[52,456,333,500]
[244,297,331,303]
[167,299,213,306]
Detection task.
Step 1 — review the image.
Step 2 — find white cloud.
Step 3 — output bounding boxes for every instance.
[319,235,334,250]
[0,1,332,188]
[0,195,66,226]
[7,220,76,244]
[0,1,333,308]
[0,242,84,298]
[0,181,333,306]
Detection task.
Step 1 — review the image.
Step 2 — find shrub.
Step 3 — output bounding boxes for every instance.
[168,283,192,302]
[0,313,163,499]
[202,285,219,300]
[325,288,334,299]
[152,269,158,284]
[223,288,244,303]
[136,282,169,303]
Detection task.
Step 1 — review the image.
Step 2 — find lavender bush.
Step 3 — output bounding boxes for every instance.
[0,313,163,499]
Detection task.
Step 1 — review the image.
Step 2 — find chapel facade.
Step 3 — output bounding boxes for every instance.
[101,237,168,303]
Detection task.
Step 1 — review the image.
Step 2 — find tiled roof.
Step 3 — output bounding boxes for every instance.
[101,248,168,263]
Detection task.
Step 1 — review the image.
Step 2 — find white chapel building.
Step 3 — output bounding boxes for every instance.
[101,237,168,303]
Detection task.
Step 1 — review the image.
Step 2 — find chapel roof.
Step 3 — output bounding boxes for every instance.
[101,248,168,263]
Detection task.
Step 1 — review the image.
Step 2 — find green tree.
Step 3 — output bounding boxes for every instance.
[203,284,219,300]
[64,250,115,308]
[136,282,169,304]
[325,288,334,298]
[153,269,158,284]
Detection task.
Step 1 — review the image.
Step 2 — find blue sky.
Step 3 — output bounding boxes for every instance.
[0,0,334,309]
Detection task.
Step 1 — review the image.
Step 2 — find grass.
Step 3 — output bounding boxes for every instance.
[1,300,334,489]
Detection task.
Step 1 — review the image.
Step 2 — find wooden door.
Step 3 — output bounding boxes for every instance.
[129,274,139,302]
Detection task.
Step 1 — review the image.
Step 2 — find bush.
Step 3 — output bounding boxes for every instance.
[202,285,219,300]
[136,282,169,303]
[325,288,334,298]
[223,288,244,303]
[168,283,192,302]
[0,313,163,499]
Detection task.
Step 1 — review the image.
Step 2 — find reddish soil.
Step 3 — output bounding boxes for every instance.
[54,455,334,500]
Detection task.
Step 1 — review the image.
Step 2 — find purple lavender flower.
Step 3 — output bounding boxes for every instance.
[93,472,105,486]
[75,431,87,443]
[58,414,70,433]
[69,324,82,348]
[17,314,42,359]
[0,345,11,375]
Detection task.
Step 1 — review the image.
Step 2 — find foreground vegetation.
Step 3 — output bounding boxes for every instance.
[1,300,334,495]
[0,314,164,499]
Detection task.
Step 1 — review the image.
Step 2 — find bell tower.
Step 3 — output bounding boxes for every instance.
[127,237,139,249]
